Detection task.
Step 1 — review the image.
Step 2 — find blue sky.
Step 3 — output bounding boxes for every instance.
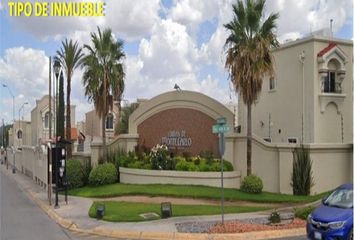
[0,0,353,124]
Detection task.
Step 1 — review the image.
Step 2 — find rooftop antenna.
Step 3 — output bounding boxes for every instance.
[330,19,333,39]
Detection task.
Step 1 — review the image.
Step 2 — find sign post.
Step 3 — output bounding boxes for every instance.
[212,117,229,225]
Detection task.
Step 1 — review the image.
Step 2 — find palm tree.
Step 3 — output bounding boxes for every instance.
[82,27,125,161]
[224,0,279,176]
[57,39,84,158]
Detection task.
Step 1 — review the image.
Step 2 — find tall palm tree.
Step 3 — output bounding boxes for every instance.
[57,39,84,158]
[224,0,279,176]
[82,27,125,161]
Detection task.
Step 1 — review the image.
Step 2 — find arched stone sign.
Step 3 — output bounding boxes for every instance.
[129,90,234,156]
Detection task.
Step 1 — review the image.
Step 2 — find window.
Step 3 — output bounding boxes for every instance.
[17,130,23,139]
[105,113,114,129]
[288,138,298,144]
[44,112,50,129]
[324,71,336,93]
[269,77,276,91]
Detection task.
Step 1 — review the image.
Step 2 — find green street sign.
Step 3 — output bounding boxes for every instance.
[212,124,230,134]
[217,117,226,125]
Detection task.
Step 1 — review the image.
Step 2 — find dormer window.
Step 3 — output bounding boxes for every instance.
[324,71,336,93]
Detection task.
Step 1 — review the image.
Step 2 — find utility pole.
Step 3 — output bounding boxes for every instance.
[48,56,52,205]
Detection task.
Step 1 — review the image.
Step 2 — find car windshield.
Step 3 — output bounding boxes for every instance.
[324,188,353,209]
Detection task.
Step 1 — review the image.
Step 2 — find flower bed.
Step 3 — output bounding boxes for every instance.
[115,144,234,172]
[208,218,306,233]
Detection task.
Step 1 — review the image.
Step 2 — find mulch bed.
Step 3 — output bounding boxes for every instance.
[208,218,306,234]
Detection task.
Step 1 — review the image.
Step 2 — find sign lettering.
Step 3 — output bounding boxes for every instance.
[161,130,192,148]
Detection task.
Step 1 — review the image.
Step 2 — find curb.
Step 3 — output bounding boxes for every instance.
[3,167,306,240]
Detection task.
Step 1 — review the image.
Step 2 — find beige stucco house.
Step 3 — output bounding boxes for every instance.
[8,120,32,147]
[84,101,119,141]
[238,36,353,144]
[30,95,76,146]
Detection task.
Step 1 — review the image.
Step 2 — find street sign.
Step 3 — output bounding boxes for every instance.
[217,117,226,125]
[212,124,230,134]
[211,118,229,226]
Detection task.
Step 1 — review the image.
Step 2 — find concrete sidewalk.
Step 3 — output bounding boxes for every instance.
[0,164,306,240]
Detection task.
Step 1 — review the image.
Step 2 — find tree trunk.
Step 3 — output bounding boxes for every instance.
[117,99,121,135]
[102,68,107,162]
[246,102,252,176]
[66,72,72,159]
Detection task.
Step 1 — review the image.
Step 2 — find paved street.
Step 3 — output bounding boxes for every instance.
[272,236,307,240]
[0,167,118,240]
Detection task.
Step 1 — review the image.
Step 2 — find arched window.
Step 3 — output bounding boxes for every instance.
[17,130,23,139]
[44,112,50,129]
[106,113,114,129]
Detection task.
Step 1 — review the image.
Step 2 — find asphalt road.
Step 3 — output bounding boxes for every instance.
[0,168,118,240]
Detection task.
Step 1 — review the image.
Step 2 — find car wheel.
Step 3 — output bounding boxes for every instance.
[349,228,353,240]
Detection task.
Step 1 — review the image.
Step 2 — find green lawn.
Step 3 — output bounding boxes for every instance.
[69,183,329,204]
[89,201,270,222]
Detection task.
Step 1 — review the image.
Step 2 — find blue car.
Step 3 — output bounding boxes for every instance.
[307,183,353,240]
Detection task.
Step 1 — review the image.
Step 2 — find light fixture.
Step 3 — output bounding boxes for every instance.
[53,58,61,78]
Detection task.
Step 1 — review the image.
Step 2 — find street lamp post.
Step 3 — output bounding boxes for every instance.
[18,102,28,146]
[2,84,16,174]
[53,58,61,209]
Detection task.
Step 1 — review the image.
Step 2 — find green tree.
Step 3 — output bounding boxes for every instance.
[57,39,84,158]
[82,27,125,162]
[116,102,139,134]
[291,147,314,195]
[56,73,65,139]
[224,0,279,175]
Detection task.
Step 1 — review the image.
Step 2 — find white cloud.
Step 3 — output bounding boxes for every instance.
[0,47,48,97]
[264,0,352,41]
[124,54,230,105]
[0,47,49,122]
[200,26,228,69]
[168,0,231,32]
[139,19,201,79]
[5,0,160,42]
[104,0,161,41]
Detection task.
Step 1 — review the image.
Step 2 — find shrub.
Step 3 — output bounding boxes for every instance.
[117,154,130,168]
[291,147,314,195]
[240,175,263,194]
[175,160,190,171]
[269,211,281,224]
[150,144,174,170]
[194,156,201,165]
[199,162,212,172]
[187,164,198,171]
[295,206,315,220]
[210,162,221,171]
[66,159,84,188]
[223,160,234,171]
[89,163,118,186]
[81,159,92,186]
[200,150,213,165]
